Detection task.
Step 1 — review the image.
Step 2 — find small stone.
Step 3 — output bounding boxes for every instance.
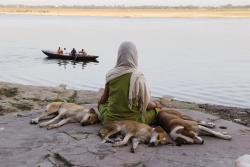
[234,119,242,123]
[161,96,174,102]
[15,113,31,117]
[234,119,247,125]
[245,110,250,114]
[219,126,227,129]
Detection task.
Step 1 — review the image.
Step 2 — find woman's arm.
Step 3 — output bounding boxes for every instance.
[98,84,109,106]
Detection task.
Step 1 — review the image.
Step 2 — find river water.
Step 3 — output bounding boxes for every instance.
[0,14,250,108]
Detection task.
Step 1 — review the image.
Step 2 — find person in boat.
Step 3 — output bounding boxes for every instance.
[57,47,63,54]
[98,41,161,125]
[71,48,77,57]
[79,49,87,56]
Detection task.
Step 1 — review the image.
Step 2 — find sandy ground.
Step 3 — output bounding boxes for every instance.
[1,7,250,18]
[0,81,250,166]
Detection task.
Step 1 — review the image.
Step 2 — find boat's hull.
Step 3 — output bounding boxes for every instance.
[42,50,98,62]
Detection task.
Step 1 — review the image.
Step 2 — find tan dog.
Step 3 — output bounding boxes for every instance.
[158,109,232,145]
[99,120,172,153]
[30,102,99,129]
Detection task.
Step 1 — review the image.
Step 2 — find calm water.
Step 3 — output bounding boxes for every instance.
[0,14,250,108]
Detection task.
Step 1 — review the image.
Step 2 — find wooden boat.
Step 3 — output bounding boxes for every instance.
[42,50,99,62]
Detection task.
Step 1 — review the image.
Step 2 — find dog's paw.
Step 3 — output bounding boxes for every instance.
[112,142,127,147]
[198,121,216,128]
[223,134,232,140]
[207,122,216,128]
[101,139,107,144]
[47,124,58,130]
[39,123,47,128]
[47,126,54,130]
[101,138,115,144]
[30,119,39,124]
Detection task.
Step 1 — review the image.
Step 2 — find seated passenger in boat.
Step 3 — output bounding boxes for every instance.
[79,49,87,56]
[57,47,63,54]
[71,48,76,57]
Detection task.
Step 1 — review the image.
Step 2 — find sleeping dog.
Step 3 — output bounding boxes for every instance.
[99,120,172,153]
[158,109,232,145]
[30,102,99,129]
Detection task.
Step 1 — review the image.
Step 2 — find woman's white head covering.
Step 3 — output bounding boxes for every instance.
[106,41,151,115]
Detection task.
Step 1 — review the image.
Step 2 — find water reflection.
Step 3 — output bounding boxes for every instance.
[43,58,99,69]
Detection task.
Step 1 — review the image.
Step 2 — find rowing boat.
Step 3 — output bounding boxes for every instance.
[42,50,98,61]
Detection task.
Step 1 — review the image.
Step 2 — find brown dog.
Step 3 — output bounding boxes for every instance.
[158,109,232,145]
[99,120,172,153]
[30,102,99,129]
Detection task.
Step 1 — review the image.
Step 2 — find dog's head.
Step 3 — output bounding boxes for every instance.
[149,126,172,146]
[80,108,99,126]
[170,126,204,145]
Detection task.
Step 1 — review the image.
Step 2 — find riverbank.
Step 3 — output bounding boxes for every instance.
[0,81,249,127]
[1,81,250,166]
[1,7,250,18]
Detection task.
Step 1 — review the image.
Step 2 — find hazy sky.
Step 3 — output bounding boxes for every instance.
[1,0,250,6]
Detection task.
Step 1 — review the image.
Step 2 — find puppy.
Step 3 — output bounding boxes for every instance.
[99,120,172,153]
[30,102,99,129]
[158,109,232,145]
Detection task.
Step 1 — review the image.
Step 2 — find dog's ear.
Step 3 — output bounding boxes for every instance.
[89,108,96,114]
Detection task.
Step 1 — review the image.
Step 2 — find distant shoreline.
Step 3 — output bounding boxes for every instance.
[1,7,250,18]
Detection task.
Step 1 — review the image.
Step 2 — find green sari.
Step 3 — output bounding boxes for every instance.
[98,73,158,125]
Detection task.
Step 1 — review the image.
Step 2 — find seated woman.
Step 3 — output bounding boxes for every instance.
[98,41,161,125]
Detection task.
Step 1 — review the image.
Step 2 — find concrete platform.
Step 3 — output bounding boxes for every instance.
[0,109,250,167]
